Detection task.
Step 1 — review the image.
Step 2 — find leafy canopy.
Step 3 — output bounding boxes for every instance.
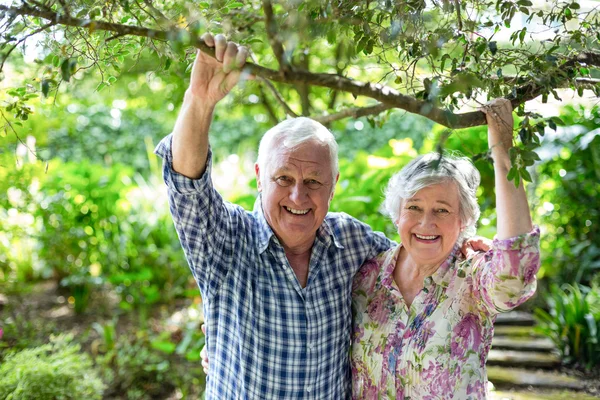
[1,0,599,182]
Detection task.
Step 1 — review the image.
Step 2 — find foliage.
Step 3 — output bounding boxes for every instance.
[96,330,205,399]
[0,334,105,400]
[2,0,600,183]
[0,151,191,313]
[534,283,600,370]
[532,105,600,285]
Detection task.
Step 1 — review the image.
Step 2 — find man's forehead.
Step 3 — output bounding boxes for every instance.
[274,163,325,175]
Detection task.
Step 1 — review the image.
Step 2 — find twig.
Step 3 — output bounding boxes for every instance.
[258,77,299,118]
[313,103,394,124]
[257,84,280,125]
[0,22,55,73]
[0,108,42,161]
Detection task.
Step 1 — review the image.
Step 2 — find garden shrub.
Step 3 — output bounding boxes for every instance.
[0,334,105,399]
[534,283,600,370]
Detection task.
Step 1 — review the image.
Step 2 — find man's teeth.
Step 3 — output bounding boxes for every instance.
[415,234,438,240]
[286,207,309,215]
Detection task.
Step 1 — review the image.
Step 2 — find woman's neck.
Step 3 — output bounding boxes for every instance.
[393,247,442,307]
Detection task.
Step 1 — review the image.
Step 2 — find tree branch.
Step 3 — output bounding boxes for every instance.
[0,22,55,73]
[258,77,299,118]
[297,51,311,116]
[262,0,286,71]
[313,103,394,125]
[3,4,599,129]
[454,0,462,31]
[257,84,280,125]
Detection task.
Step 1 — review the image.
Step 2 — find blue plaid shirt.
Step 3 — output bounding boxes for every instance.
[156,135,393,399]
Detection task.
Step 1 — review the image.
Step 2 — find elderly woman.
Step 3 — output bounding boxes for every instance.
[350,99,540,399]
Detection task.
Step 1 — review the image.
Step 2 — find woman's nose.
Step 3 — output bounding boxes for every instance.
[420,211,436,226]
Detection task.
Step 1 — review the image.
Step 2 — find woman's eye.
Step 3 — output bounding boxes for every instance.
[437,208,449,214]
[407,205,419,211]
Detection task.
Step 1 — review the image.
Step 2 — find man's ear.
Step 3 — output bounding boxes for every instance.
[329,172,340,201]
[255,163,262,192]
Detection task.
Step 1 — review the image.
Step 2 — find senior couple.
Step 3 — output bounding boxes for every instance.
[155,33,540,399]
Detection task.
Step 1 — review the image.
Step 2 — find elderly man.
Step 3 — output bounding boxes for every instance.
[155,33,393,399]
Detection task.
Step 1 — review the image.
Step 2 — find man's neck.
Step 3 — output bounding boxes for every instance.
[285,250,311,288]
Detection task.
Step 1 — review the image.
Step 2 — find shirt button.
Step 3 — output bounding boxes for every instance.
[306,386,311,393]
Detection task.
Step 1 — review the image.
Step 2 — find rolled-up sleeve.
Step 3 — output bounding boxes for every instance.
[474,226,541,314]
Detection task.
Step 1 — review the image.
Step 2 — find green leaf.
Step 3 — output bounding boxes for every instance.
[96,82,107,92]
[569,2,581,9]
[548,119,557,131]
[228,2,244,8]
[199,1,209,9]
[565,7,573,19]
[520,168,533,182]
[61,59,71,82]
[488,41,498,55]
[507,167,517,182]
[41,79,50,97]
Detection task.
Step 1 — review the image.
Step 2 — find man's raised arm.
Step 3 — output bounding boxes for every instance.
[172,33,248,179]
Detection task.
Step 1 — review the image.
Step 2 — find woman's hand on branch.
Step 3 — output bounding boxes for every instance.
[188,33,249,106]
[480,98,514,157]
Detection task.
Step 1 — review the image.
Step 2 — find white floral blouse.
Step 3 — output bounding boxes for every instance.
[350,227,540,399]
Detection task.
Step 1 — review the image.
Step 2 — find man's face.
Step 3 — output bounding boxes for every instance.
[256,139,338,252]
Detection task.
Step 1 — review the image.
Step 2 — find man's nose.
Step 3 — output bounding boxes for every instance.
[289,182,308,202]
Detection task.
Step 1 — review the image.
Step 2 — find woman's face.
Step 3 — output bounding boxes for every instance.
[396,181,463,269]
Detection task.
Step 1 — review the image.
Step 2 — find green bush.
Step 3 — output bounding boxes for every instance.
[96,332,205,399]
[534,283,600,370]
[0,334,105,399]
[0,152,190,313]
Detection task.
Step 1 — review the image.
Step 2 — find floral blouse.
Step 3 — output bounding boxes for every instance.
[350,227,540,399]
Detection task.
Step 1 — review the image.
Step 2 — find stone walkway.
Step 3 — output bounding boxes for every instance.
[487,311,599,399]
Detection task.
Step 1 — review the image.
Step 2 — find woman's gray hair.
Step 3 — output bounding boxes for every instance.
[257,117,339,181]
[383,152,481,243]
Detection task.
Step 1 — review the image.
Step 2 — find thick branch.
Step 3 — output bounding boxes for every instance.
[313,103,394,125]
[297,52,311,116]
[3,4,600,129]
[262,0,286,71]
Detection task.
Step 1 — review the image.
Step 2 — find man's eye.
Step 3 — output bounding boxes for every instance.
[305,179,322,189]
[275,176,292,186]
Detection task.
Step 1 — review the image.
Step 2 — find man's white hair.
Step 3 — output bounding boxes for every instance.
[257,117,339,181]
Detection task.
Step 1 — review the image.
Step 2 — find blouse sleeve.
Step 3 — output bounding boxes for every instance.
[472,226,541,315]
